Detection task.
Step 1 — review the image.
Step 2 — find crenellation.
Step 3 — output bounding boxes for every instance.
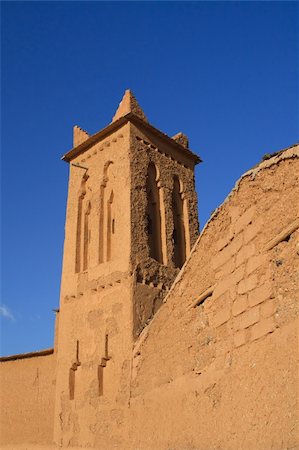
[74,125,90,147]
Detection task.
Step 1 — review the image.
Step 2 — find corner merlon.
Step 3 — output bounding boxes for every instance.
[73,125,90,147]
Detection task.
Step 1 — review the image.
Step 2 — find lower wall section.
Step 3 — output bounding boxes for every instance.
[0,150,298,450]
[128,322,297,450]
[127,153,299,450]
[0,352,56,446]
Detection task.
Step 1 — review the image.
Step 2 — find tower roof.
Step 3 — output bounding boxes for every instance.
[112,89,148,123]
[62,90,201,165]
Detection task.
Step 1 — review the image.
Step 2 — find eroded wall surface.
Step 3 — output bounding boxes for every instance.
[128,148,299,450]
[0,353,56,446]
[1,144,297,450]
[129,123,199,337]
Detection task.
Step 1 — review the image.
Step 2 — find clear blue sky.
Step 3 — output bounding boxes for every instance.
[1,2,298,356]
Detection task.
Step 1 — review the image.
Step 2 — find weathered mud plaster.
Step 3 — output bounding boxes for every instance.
[51,90,199,448]
[0,92,298,450]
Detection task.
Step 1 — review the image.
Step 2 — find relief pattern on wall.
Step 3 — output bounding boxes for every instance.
[75,160,116,273]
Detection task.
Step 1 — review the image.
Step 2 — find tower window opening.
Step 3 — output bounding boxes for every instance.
[146,163,163,263]
[172,176,187,268]
[99,161,113,264]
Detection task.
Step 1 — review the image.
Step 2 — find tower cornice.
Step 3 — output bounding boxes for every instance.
[61,113,202,165]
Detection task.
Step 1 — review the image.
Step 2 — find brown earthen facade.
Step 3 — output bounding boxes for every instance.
[1,91,298,450]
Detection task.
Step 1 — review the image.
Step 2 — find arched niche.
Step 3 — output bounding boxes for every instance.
[75,172,89,273]
[146,163,163,263]
[172,175,188,269]
[98,161,113,264]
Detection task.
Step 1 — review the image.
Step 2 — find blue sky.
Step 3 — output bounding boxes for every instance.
[1,1,298,356]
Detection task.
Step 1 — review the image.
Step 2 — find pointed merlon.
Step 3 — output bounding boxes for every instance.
[73,125,90,147]
[112,89,148,123]
[172,132,189,148]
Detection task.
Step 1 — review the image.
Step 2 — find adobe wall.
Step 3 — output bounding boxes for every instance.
[53,123,134,448]
[129,122,199,268]
[53,277,134,448]
[129,123,199,337]
[1,143,297,450]
[53,115,200,447]
[128,146,299,450]
[0,352,56,446]
[60,123,132,289]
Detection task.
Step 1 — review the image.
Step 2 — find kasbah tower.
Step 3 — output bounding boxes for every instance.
[55,90,200,446]
[0,90,298,450]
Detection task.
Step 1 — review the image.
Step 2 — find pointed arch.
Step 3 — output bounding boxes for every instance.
[75,173,88,273]
[146,163,163,263]
[172,176,188,268]
[99,161,113,264]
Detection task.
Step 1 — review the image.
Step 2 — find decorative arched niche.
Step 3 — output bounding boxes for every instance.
[146,162,167,264]
[172,175,190,268]
[83,201,91,271]
[75,172,89,273]
[98,161,113,264]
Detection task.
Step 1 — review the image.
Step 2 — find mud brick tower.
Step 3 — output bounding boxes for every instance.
[53,90,200,446]
[1,91,298,450]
